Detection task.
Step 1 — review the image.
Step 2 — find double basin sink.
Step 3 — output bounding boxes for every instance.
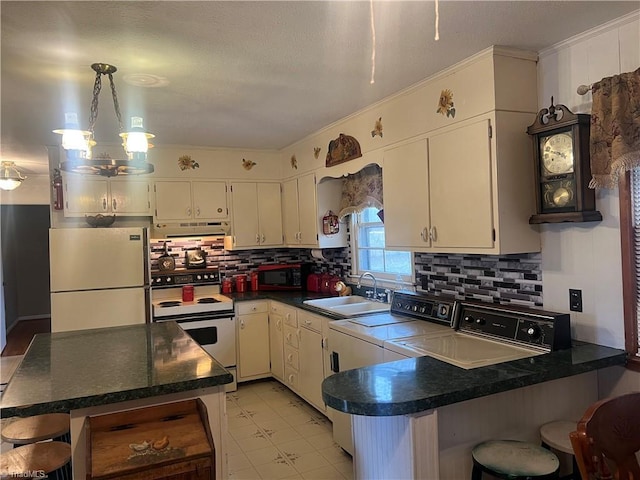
[303,295,390,317]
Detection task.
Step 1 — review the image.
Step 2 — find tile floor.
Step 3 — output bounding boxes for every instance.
[227,380,353,480]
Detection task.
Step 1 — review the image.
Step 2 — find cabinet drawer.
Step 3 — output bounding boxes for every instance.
[298,311,322,333]
[283,325,299,348]
[284,367,299,389]
[284,345,299,370]
[237,301,268,316]
[271,302,298,327]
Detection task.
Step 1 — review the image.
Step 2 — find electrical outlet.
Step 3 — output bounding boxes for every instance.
[569,289,583,312]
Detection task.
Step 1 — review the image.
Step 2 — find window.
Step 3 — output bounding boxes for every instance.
[353,207,412,280]
[620,168,640,370]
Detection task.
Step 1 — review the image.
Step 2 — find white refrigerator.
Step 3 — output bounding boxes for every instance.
[50,227,151,333]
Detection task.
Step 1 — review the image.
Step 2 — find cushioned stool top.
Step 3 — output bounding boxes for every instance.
[0,413,70,444]
[0,441,71,475]
[540,421,576,454]
[473,440,560,477]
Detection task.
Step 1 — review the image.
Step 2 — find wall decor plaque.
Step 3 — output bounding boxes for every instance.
[326,133,362,167]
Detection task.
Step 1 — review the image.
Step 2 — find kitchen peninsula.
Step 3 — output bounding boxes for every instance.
[322,342,627,479]
[0,321,233,479]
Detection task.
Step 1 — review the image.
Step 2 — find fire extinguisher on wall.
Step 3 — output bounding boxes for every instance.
[52,168,64,210]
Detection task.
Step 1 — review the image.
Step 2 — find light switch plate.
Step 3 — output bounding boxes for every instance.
[569,289,583,312]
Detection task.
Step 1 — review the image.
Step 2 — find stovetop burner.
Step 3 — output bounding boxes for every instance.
[197,297,220,304]
[159,301,182,307]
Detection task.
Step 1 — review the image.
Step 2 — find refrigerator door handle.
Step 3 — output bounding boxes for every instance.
[143,227,151,288]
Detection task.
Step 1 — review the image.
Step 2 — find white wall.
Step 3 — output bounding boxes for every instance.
[538,12,640,394]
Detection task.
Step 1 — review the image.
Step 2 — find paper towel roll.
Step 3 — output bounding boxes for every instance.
[311,249,326,260]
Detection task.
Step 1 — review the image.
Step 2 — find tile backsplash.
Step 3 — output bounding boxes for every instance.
[150,236,542,306]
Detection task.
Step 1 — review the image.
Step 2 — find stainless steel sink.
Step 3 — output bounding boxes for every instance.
[303,296,390,317]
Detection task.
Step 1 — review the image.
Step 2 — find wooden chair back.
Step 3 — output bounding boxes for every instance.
[569,391,640,480]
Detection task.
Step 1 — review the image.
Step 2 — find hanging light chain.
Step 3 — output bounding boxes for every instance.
[88,68,125,135]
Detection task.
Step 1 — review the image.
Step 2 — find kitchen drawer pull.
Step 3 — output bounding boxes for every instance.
[304,319,312,325]
[430,226,437,242]
[102,198,107,210]
[240,319,245,329]
[112,198,117,210]
[276,319,282,330]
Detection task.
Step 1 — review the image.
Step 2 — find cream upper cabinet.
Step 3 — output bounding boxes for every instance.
[282,173,318,247]
[63,173,151,217]
[382,139,431,249]
[384,113,539,254]
[153,180,227,222]
[227,182,283,248]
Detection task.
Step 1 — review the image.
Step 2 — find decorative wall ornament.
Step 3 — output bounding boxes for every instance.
[326,133,362,167]
[178,155,199,170]
[314,147,321,159]
[371,117,383,137]
[437,89,456,118]
[242,158,257,170]
[291,155,298,169]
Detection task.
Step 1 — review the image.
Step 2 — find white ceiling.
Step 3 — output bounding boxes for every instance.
[2,1,639,175]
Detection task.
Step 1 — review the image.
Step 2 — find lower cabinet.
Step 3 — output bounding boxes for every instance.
[269,302,297,382]
[237,301,270,382]
[297,311,325,412]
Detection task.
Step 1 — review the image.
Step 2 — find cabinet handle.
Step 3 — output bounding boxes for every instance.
[102,198,107,210]
[288,374,294,383]
[297,232,302,242]
[296,329,301,340]
[187,207,192,217]
[195,207,200,217]
[240,319,245,329]
[112,198,117,211]
[277,319,282,330]
[287,353,293,362]
[430,226,437,242]
[304,319,312,325]
[261,234,266,243]
[256,233,261,243]
[420,227,428,242]
[286,332,292,341]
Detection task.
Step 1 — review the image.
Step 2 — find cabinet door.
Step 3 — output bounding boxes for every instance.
[192,181,228,220]
[257,183,283,246]
[429,119,494,248]
[64,176,109,214]
[110,180,150,214]
[154,181,193,220]
[297,173,318,247]
[299,326,325,411]
[269,307,286,381]
[238,311,270,379]
[282,178,300,245]
[230,183,260,247]
[383,140,431,249]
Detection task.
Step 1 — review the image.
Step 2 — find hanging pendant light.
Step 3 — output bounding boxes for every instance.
[54,63,155,177]
[0,162,27,191]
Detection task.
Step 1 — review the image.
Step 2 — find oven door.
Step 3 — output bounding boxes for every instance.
[159,314,237,369]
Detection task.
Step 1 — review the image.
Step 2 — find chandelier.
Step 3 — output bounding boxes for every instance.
[54,63,155,177]
[0,162,27,191]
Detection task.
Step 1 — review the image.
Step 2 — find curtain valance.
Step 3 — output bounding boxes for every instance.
[337,164,383,219]
[589,67,640,189]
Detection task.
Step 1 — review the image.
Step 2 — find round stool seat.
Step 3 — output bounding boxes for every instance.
[472,440,560,479]
[540,421,575,454]
[0,413,70,445]
[0,441,71,476]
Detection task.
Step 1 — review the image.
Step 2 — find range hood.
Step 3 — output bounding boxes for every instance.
[152,221,230,239]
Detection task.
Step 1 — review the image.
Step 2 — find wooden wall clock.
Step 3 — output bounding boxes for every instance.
[527,97,602,224]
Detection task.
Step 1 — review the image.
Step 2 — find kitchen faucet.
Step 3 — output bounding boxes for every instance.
[357,272,378,301]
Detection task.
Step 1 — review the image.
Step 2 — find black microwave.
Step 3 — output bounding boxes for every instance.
[257,264,311,290]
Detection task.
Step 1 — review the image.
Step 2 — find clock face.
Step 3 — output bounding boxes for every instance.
[159,257,175,271]
[540,133,574,175]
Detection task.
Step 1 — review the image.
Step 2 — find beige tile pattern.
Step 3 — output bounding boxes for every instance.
[227,380,353,480]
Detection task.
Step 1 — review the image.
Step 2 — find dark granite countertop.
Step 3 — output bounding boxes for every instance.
[0,321,233,417]
[321,341,627,416]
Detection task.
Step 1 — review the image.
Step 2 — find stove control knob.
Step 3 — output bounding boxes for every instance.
[475,317,486,325]
[464,315,474,323]
[419,306,426,313]
[196,275,202,281]
[404,304,411,310]
[166,277,172,283]
[203,274,209,280]
[526,325,541,339]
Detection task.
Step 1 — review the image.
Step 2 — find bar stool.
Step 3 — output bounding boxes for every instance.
[0,441,71,480]
[471,439,561,480]
[540,421,578,480]
[0,413,70,445]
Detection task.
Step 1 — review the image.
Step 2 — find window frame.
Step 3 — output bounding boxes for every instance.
[351,208,413,282]
[619,169,640,371]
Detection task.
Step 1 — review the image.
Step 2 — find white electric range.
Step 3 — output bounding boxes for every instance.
[383,300,572,369]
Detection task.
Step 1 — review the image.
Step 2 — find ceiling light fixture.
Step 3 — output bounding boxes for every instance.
[53,63,155,177]
[0,161,27,191]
